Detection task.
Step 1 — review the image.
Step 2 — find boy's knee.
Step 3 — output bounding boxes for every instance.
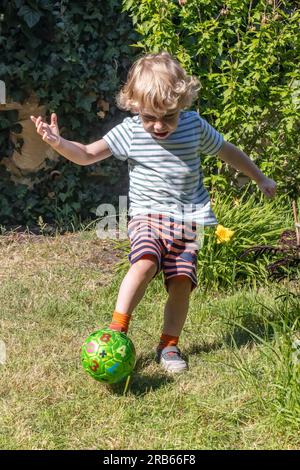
[133,254,158,279]
[167,275,193,294]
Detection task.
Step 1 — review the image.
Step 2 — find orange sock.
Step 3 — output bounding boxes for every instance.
[109,311,131,334]
[158,333,179,350]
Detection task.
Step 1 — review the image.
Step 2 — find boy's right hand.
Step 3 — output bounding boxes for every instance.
[30,113,60,148]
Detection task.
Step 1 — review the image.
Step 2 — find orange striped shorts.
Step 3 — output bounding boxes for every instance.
[127,214,200,291]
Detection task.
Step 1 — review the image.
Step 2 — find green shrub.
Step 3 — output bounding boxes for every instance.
[123,0,300,198]
[0,156,128,231]
[0,0,137,228]
[198,191,294,289]
[1,1,136,141]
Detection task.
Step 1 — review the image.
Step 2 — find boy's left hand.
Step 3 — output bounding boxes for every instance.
[256,176,277,198]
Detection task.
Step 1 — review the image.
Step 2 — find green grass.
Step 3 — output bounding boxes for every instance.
[0,229,299,450]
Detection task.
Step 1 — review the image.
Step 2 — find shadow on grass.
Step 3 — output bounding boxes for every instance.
[222,316,274,348]
[109,351,174,396]
[123,340,226,394]
[135,351,156,371]
[185,322,273,355]
[110,372,173,396]
[109,332,270,396]
[185,339,224,356]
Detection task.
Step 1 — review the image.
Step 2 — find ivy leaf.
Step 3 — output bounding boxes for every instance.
[18,6,42,28]
[13,0,22,8]
[79,95,96,112]
[59,193,68,202]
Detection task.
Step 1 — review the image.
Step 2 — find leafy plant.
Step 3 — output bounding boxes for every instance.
[0,0,137,228]
[114,189,294,289]
[197,190,294,289]
[123,0,300,198]
[0,155,129,232]
[1,0,136,139]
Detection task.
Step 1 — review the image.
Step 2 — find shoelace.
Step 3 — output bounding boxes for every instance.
[164,350,182,360]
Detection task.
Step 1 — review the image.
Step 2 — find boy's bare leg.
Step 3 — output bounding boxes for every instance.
[162,275,192,337]
[156,275,192,372]
[115,255,157,315]
[156,275,192,373]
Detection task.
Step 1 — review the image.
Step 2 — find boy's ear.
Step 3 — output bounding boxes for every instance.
[131,102,140,114]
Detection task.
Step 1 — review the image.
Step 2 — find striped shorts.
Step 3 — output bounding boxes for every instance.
[127,214,200,291]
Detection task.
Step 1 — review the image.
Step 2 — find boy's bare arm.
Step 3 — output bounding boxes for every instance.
[55,137,112,166]
[218,141,264,182]
[31,114,112,166]
[217,141,276,197]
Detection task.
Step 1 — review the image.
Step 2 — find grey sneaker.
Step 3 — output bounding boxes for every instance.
[156,345,188,373]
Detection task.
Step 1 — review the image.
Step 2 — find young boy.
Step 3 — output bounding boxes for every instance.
[31,52,276,373]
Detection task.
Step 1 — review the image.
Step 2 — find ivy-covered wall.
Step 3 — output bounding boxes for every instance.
[0,0,137,230]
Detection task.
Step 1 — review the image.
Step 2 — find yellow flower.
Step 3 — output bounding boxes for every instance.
[215,225,235,244]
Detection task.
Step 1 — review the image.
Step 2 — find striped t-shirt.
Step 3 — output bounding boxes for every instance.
[103,111,224,225]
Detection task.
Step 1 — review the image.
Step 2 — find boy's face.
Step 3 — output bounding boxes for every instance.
[139,108,180,140]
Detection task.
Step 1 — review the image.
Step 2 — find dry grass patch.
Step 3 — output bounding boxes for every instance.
[0,230,299,449]
[0,231,124,283]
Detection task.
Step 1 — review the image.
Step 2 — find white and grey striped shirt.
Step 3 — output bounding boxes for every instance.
[103,111,224,225]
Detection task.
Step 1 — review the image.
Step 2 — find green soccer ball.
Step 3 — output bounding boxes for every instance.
[81,328,136,384]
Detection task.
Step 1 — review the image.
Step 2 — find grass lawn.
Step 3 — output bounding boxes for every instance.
[0,229,299,450]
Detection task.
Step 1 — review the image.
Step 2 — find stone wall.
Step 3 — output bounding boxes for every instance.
[0,93,58,188]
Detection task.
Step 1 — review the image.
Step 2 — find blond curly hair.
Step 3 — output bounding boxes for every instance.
[116,52,200,115]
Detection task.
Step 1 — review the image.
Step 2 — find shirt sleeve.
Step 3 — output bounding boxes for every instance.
[103,117,133,161]
[197,114,224,156]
